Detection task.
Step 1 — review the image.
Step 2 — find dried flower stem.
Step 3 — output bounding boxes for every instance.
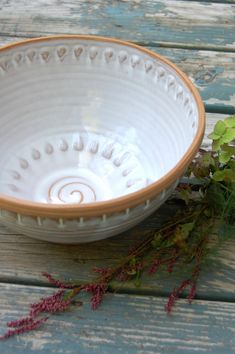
[0,317,49,340]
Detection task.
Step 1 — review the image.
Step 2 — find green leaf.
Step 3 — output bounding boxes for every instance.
[219,150,232,164]
[202,152,214,167]
[213,170,225,182]
[224,116,235,128]
[180,189,191,205]
[206,183,226,210]
[127,269,136,275]
[151,232,162,248]
[224,169,235,182]
[229,160,235,171]
[212,139,222,151]
[213,169,235,182]
[208,132,220,141]
[214,120,226,136]
[179,222,196,239]
[221,128,235,144]
[129,257,137,266]
[222,145,235,154]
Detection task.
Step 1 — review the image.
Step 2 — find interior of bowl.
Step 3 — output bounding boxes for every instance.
[0,36,202,206]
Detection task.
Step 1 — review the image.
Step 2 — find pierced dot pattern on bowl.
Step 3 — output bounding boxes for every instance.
[0,42,196,128]
[4,133,149,205]
[0,37,203,243]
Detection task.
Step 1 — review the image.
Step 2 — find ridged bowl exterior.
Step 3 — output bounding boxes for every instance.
[0,182,177,243]
[0,36,204,243]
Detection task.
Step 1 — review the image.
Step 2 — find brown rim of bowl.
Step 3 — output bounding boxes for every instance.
[0,35,205,218]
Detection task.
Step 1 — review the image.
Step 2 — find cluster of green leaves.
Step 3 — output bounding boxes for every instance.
[209,116,235,182]
[188,115,235,232]
[188,116,235,181]
[152,221,195,250]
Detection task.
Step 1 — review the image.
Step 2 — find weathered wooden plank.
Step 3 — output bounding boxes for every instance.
[0,283,234,354]
[0,217,234,301]
[0,36,26,45]
[186,0,235,3]
[0,0,234,49]
[0,36,234,111]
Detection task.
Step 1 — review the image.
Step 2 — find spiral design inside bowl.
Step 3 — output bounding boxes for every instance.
[48,176,97,204]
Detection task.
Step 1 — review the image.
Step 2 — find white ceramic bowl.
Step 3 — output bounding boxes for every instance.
[0,36,205,243]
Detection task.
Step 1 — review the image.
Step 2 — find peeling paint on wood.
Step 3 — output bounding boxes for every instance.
[0,284,234,353]
[0,1,234,48]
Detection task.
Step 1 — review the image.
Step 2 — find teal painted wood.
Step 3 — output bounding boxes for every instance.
[0,1,234,49]
[0,283,234,353]
[0,222,234,301]
[0,36,234,112]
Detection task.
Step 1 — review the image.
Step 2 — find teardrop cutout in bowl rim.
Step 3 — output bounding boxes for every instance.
[0,35,205,219]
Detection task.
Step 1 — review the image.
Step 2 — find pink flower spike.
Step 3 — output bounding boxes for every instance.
[187,282,197,303]
[166,279,192,313]
[82,283,107,310]
[116,270,129,282]
[0,317,49,340]
[29,289,68,317]
[167,258,177,273]
[148,260,161,274]
[7,316,34,328]
[92,267,112,276]
[42,272,75,289]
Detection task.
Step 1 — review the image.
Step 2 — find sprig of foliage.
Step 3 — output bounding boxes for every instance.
[1,116,235,340]
[187,115,235,228]
[209,116,235,179]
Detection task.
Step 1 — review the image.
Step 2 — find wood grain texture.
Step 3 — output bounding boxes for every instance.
[186,0,235,3]
[0,208,234,301]
[0,36,234,111]
[0,0,234,49]
[0,283,234,354]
